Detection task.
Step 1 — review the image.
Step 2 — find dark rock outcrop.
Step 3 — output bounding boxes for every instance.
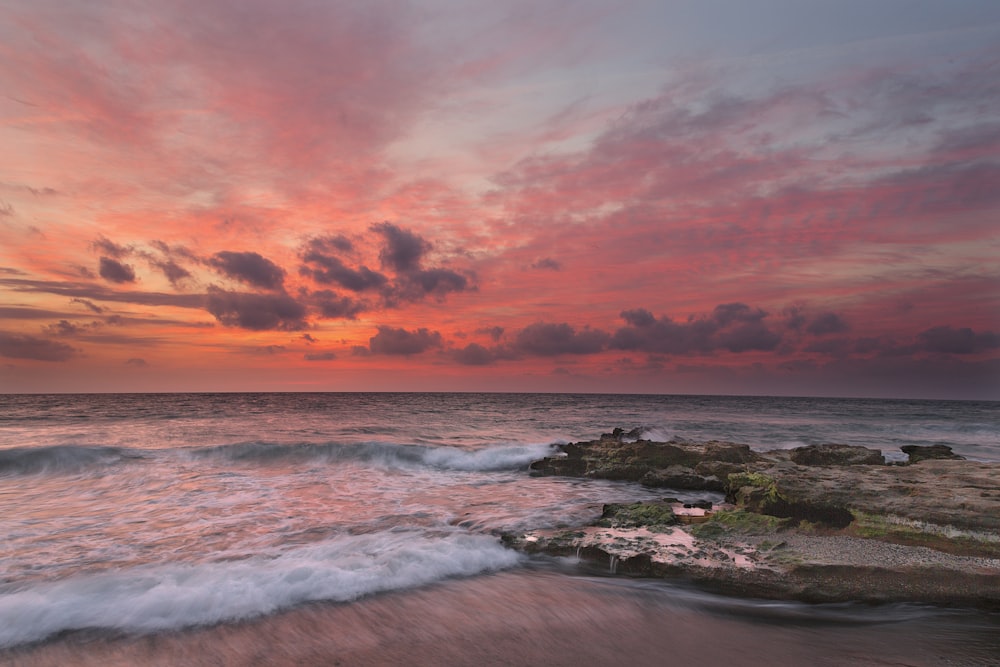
[901,444,966,463]
[725,471,855,529]
[529,435,763,491]
[529,430,999,533]
[641,466,724,491]
[514,429,1000,610]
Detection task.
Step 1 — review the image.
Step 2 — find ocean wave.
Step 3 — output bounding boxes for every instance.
[191,441,559,472]
[0,530,522,648]
[0,445,142,476]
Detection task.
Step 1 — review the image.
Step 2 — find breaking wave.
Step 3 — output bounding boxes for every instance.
[0,530,522,648]
[192,441,559,472]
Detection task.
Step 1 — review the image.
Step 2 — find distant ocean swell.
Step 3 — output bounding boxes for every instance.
[0,530,523,648]
[0,445,145,476]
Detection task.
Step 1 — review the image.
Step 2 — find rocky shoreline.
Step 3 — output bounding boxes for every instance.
[502,430,1000,609]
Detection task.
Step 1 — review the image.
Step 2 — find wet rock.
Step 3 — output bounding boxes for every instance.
[789,444,885,466]
[704,442,761,464]
[901,444,966,463]
[516,431,1000,610]
[528,456,586,477]
[685,499,714,510]
[694,460,747,481]
[528,431,999,534]
[726,471,854,529]
[597,501,678,530]
[641,466,723,491]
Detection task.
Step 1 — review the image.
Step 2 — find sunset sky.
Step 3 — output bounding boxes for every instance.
[1,0,998,398]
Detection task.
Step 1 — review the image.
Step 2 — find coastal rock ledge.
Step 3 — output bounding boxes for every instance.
[510,431,1000,609]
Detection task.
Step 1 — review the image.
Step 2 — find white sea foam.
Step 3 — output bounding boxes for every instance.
[418,443,558,471]
[0,530,522,648]
[635,426,674,443]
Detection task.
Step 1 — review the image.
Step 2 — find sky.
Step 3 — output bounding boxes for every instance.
[1,0,998,398]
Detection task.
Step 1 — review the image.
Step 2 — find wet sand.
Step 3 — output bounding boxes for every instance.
[4,563,999,667]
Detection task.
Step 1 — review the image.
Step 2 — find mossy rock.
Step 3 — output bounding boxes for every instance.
[690,509,787,539]
[597,501,678,530]
[726,472,853,529]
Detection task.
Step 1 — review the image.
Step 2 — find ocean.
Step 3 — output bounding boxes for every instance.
[1,392,998,666]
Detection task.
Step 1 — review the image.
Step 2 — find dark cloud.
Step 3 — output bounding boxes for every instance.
[304,351,337,361]
[300,252,387,291]
[0,306,76,320]
[806,312,850,336]
[407,268,469,297]
[0,277,210,309]
[716,322,782,352]
[98,257,136,283]
[92,236,130,258]
[917,326,1000,355]
[620,308,656,328]
[301,333,318,343]
[71,298,105,314]
[782,306,807,332]
[382,269,475,305]
[305,235,355,254]
[611,303,784,355]
[93,314,212,330]
[152,259,192,287]
[301,225,475,306]
[149,240,197,260]
[453,342,496,365]
[207,251,285,290]
[372,221,429,273]
[476,326,505,342]
[0,332,78,361]
[44,319,87,336]
[531,257,561,271]
[368,325,442,355]
[515,322,610,356]
[610,314,716,355]
[308,290,366,319]
[143,241,196,286]
[204,287,307,331]
[712,303,767,326]
[125,357,148,367]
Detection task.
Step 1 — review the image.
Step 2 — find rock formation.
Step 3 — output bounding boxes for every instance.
[509,430,1000,609]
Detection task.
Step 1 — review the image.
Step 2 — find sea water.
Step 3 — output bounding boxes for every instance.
[1,393,998,665]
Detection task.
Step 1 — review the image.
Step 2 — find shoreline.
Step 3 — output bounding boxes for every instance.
[7,566,999,667]
[505,431,1000,609]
